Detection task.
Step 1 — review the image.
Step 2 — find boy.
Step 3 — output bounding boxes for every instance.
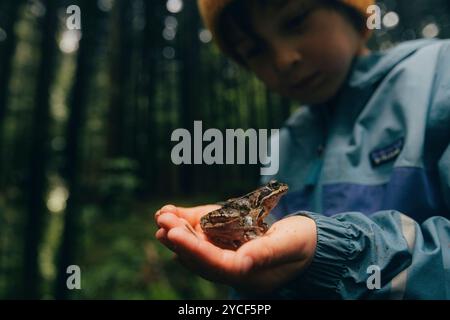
[155,0,450,299]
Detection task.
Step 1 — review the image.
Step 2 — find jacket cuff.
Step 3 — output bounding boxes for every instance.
[285,211,360,298]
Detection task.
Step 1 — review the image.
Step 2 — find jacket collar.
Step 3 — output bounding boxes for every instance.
[284,39,438,146]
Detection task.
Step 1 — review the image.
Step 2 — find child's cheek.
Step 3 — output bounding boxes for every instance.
[303,21,357,76]
[311,43,353,82]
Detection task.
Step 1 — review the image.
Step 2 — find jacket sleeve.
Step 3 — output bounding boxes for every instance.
[284,208,450,299]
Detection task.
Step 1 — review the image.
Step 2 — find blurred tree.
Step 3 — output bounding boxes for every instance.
[0,1,24,298]
[106,0,133,158]
[99,0,143,219]
[54,0,100,300]
[23,0,59,299]
[177,0,201,195]
[140,0,164,194]
[0,1,23,188]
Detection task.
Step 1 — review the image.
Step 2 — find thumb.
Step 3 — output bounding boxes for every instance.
[238,216,317,268]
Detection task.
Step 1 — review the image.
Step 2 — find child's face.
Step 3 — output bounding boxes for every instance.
[229,0,368,104]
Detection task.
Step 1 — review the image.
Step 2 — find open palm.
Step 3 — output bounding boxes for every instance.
[155,204,317,294]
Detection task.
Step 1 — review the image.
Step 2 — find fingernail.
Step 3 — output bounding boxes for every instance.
[160,204,177,213]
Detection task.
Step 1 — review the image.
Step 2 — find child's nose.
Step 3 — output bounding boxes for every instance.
[271,45,303,75]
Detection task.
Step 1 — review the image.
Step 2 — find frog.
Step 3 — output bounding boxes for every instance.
[200,180,289,250]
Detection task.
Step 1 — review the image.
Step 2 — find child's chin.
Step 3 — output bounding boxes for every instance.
[289,92,334,106]
[293,84,341,105]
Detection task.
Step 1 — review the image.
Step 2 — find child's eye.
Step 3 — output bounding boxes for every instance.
[284,9,313,32]
[287,15,305,29]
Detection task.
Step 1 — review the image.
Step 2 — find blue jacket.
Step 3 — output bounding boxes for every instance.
[258,39,450,299]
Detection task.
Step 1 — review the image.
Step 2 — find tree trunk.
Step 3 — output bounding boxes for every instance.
[141,0,162,194]
[54,0,99,300]
[0,1,23,189]
[106,0,132,158]
[177,1,201,194]
[22,0,58,300]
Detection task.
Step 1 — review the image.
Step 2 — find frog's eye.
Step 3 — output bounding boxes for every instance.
[268,180,279,188]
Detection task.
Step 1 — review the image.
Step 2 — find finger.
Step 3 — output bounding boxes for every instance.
[155,228,166,239]
[154,209,161,221]
[155,228,177,252]
[239,216,316,268]
[157,213,210,242]
[154,210,162,227]
[172,205,221,226]
[157,212,190,230]
[239,232,297,269]
[167,226,253,277]
[237,236,276,268]
[159,204,178,214]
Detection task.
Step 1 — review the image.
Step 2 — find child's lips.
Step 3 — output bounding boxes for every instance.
[289,72,321,91]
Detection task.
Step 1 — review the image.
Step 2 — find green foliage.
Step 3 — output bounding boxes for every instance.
[98,158,141,218]
[72,200,228,300]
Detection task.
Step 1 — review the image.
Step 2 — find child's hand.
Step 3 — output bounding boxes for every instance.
[155,205,317,294]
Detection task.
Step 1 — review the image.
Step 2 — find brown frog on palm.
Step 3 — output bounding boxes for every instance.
[200,180,289,250]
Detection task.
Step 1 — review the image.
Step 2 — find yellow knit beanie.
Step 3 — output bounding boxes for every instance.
[198,0,374,59]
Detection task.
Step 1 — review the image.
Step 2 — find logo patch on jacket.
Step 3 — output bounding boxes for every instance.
[370,138,404,167]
